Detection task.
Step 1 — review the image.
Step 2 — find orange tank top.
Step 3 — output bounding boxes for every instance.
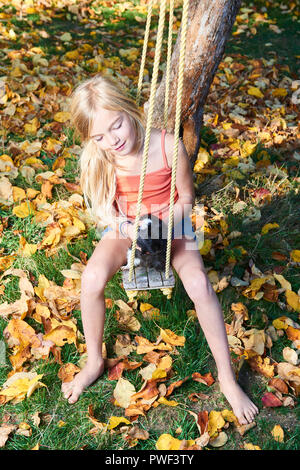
[114,129,179,220]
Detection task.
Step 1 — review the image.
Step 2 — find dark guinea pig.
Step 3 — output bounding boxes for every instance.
[125,214,168,271]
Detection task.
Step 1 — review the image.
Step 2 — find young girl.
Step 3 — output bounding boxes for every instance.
[62,74,259,425]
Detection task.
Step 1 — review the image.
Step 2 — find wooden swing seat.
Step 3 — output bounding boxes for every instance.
[121,265,175,301]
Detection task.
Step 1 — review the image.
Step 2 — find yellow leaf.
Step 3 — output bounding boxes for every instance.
[208,410,225,437]
[159,328,185,347]
[221,409,238,423]
[53,112,72,123]
[34,275,51,301]
[64,50,80,60]
[156,433,181,450]
[285,290,300,312]
[199,239,212,255]
[291,250,300,262]
[13,202,35,218]
[157,397,178,406]
[72,217,85,232]
[24,117,39,134]
[272,318,288,330]
[12,187,26,203]
[272,88,288,97]
[0,372,46,405]
[152,369,167,380]
[140,303,154,313]
[273,273,292,291]
[43,324,76,347]
[219,219,228,234]
[261,223,279,235]
[271,424,284,442]
[157,355,172,370]
[242,276,272,298]
[108,416,131,430]
[18,237,37,257]
[247,86,264,99]
[244,442,261,450]
[193,148,210,172]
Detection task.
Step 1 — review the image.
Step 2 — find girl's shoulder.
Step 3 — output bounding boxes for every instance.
[150,127,175,168]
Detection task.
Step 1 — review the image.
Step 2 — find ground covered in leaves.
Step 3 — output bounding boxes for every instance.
[0,0,299,451]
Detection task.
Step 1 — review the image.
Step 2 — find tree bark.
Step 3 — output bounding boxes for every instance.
[152,0,242,167]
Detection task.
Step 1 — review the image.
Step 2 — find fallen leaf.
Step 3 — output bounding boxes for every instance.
[58,363,80,383]
[209,431,228,447]
[113,378,136,408]
[0,424,17,447]
[261,392,282,407]
[271,424,284,443]
[243,442,261,450]
[282,347,298,366]
[108,416,131,430]
[159,328,185,347]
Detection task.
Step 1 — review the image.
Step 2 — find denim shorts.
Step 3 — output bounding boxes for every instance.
[101,215,197,242]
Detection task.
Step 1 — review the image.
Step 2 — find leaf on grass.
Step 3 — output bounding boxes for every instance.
[243,442,261,450]
[192,372,215,386]
[0,424,17,447]
[209,431,228,447]
[271,424,284,443]
[58,363,80,383]
[261,392,282,407]
[261,223,279,235]
[240,328,266,355]
[113,378,136,409]
[291,250,300,262]
[247,356,275,378]
[159,328,185,347]
[268,377,289,395]
[208,411,225,438]
[0,372,46,405]
[276,362,300,386]
[157,397,179,406]
[285,290,300,313]
[108,416,131,430]
[282,347,298,366]
[165,376,189,397]
[156,433,180,450]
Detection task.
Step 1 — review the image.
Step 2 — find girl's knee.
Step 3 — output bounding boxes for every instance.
[81,265,107,294]
[183,268,213,303]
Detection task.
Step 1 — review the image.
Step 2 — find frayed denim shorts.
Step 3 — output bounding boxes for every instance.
[101,215,197,242]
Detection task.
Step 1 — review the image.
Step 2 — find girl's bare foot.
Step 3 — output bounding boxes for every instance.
[218,376,259,425]
[62,359,104,404]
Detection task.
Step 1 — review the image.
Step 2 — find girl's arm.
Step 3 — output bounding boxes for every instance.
[162,134,195,227]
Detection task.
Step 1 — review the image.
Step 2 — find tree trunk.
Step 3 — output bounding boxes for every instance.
[152,0,241,167]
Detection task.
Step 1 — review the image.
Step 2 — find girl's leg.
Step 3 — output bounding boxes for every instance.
[62,230,131,404]
[170,237,259,425]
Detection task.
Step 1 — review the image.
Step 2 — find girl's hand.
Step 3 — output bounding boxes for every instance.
[125,222,136,241]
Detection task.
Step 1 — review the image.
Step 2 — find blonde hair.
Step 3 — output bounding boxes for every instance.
[70,74,145,229]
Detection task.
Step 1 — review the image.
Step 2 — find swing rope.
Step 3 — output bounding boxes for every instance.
[165,0,189,280]
[128,0,189,283]
[128,0,167,282]
[136,0,154,107]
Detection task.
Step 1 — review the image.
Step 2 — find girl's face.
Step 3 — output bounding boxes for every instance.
[90,107,137,157]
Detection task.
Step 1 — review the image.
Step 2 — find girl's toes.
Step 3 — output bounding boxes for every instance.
[62,383,73,399]
[237,415,247,426]
[245,410,254,423]
[68,391,80,404]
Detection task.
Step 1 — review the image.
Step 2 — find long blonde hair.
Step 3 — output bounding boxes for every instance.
[70,74,145,229]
